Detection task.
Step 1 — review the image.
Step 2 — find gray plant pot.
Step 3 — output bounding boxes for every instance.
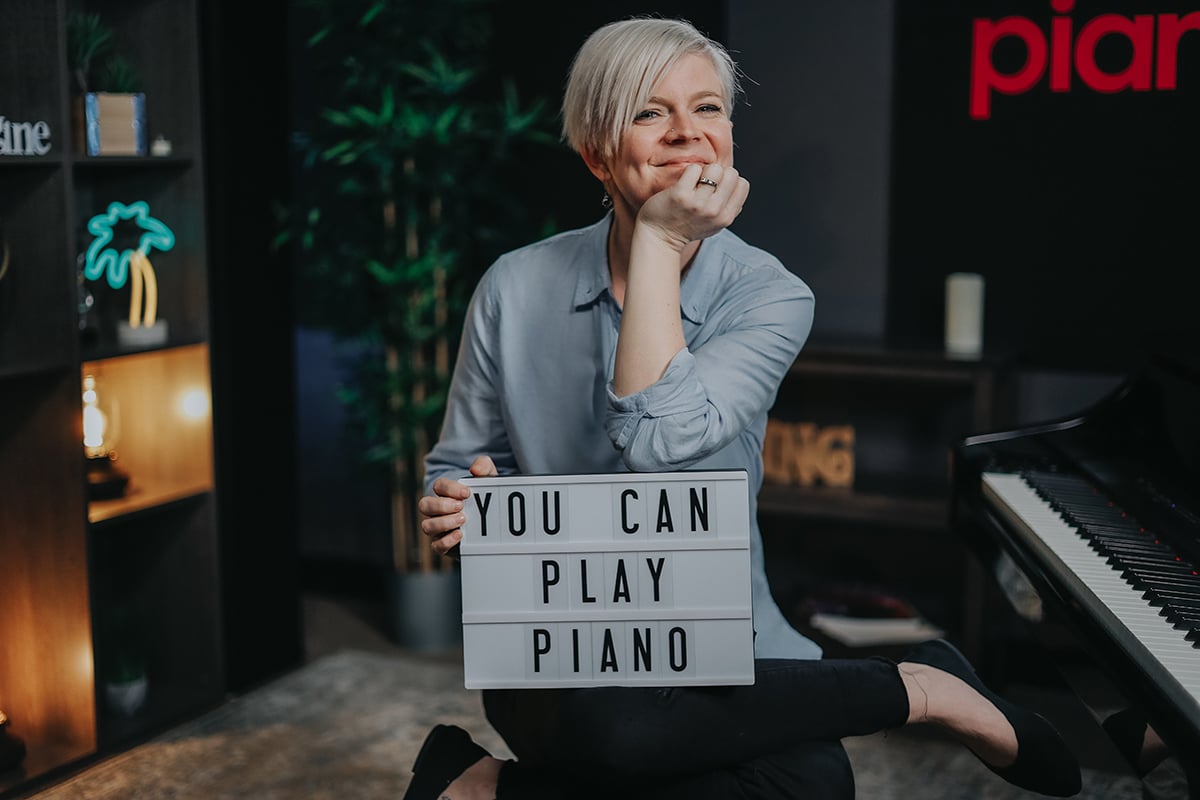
[390,568,463,652]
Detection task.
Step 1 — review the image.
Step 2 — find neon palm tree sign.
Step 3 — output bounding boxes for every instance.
[83,200,176,330]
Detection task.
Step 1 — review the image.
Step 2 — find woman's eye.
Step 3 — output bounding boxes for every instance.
[634,109,661,121]
[698,104,723,114]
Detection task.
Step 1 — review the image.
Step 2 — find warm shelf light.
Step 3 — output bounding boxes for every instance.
[178,387,210,421]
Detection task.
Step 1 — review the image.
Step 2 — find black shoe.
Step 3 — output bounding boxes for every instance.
[1102,707,1171,777]
[902,639,1082,797]
[402,724,491,800]
[1102,708,1148,776]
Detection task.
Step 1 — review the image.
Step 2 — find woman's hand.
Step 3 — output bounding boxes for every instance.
[418,455,498,557]
[636,163,750,255]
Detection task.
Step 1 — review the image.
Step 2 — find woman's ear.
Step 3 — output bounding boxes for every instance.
[580,148,610,183]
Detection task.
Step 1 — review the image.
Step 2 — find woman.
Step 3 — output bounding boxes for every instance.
[408,16,1082,800]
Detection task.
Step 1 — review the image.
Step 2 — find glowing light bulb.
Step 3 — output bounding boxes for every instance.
[82,374,109,457]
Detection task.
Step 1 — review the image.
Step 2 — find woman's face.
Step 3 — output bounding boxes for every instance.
[600,53,734,211]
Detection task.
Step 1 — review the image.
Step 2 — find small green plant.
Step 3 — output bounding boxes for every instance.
[67,12,112,93]
[66,11,142,94]
[98,55,143,94]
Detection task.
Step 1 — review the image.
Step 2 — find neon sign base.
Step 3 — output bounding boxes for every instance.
[117,319,168,349]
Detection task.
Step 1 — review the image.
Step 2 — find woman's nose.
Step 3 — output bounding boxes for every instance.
[667,120,695,140]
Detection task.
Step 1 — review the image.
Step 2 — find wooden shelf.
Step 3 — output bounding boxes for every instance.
[80,335,209,364]
[758,483,948,530]
[89,486,211,525]
[0,157,62,168]
[72,155,193,169]
[791,343,998,383]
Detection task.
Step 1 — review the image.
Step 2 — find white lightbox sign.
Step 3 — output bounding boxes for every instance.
[460,470,754,689]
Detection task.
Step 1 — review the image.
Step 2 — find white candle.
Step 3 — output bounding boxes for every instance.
[944,272,985,357]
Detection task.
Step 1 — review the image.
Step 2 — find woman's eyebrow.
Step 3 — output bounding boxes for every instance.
[644,90,724,106]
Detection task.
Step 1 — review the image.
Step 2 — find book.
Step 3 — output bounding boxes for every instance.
[809,612,944,647]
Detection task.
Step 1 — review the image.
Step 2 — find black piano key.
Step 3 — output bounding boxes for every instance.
[1167,610,1200,627]
[1087,531,1165,547]
[1145,589,1200,609]
[1143,587,1200,606]
[1114,558,1198,577]
[1068,515,1143,530]
[1103,550,1191,567]
[1085,525,1171,542]
[1146,580,1200,595]
[1100,554,1182,573]
[1064,516,1139,532]
[1135,572,1200,591]
[1099,544,1190,568]
[1122,569,1200,592]
[1159,608,1200,624]
[1160,602,1200,618]
[1167,620,1200,636]
[1098,545,1185,565]
[1083,527,1165,543]
[1170,616,1200,645]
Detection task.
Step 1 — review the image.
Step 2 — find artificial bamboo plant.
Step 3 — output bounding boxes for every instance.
[284,0,557,574]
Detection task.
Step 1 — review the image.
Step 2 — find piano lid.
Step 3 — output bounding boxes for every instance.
[960,351,1200,567]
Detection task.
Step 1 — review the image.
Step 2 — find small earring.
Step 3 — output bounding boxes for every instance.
[601,192,612,209]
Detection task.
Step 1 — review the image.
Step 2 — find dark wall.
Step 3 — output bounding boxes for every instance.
[730,0,1200,376]
[887,0,1200,373]
[728,0,896,343]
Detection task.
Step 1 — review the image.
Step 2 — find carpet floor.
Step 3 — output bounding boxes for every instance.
[18,646,1164,800]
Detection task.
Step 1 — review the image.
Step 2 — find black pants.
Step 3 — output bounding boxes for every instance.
[484,656,909,799]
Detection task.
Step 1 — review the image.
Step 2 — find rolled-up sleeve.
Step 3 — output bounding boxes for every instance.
[606,275,813,472]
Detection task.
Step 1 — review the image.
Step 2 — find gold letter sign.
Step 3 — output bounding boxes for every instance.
[763,420,855,488]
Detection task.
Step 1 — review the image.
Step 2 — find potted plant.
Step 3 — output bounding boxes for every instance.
[67,11,146,156]
[283,0,558,649]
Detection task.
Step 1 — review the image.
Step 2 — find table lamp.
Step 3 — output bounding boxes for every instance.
[82,373,130,499]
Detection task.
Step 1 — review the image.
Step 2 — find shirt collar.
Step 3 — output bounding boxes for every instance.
[571,212,725,325]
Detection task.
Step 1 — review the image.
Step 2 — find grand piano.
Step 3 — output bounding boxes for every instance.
[952,352,1200,796]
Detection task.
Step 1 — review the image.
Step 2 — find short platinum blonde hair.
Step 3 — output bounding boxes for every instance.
[561,17,741,162]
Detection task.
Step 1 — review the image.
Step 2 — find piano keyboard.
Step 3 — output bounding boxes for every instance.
[982,470,1200,714]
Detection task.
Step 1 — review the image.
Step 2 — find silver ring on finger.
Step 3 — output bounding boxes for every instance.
[697,176,719,188]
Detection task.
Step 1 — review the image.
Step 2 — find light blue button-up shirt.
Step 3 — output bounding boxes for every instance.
[425,214,822,660]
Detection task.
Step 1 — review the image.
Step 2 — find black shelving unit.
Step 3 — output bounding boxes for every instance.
[0,2,228,794]
[759,342,1010,655]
